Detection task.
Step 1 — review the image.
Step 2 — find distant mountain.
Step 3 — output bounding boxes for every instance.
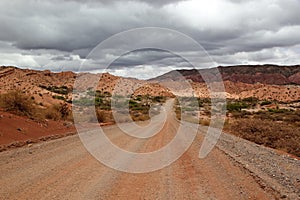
[151,64,300,85]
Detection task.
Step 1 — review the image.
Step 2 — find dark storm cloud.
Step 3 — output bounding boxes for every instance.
[51,55,74,61]
[66,0,188,6]
[0,0,299,78]
[107,49,196,70]
[109,49,176,67]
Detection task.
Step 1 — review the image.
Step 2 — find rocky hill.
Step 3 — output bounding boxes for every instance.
[150,64,300,102]
[152,64,300,85]
[1,65,300,103]
[0,66,173,107]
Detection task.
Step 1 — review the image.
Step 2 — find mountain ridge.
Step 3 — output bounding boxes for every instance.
[151,64,300,85]
[1,65,300,103]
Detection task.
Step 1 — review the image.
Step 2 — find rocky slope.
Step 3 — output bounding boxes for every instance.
[152,64,300,85]
[1,65,300,103]
[0,66,173,107]
[150,64,300,101]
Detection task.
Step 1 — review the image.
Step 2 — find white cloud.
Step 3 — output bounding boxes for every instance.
[0,0,299,78]
[108,64,178,79]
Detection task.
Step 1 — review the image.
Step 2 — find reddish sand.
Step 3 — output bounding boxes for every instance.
[0,109,76,149]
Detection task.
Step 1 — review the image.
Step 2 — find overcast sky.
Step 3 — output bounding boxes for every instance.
[0,0,300,79]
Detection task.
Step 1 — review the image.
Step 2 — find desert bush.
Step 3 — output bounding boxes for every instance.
[231,111,250,118]
[132,114,150,121]
[103,91,111,97]
[45,103,71,121]
[284,113,300,123]
[73,97,94,106]
[153,96,166,103]
[267,108,289,113]
[95,97,103,106]
[44,107,61,121]
[227,102,249,111]
[242,97,259,103]
[96,110,106,123]
[88,109,112,123]
[57,103,70,119]
[225,119,300,157]
[129,99,138,107]
[135,95,142,101]
[99,104,111,110]
[252,109,300,124]
[200,119,210,126]
[174,98,181,120]
[241,97,258,106]
[0,91,35,117]
[260,100,272,106]
[52,95,66,101]
[90,109,113,123]
[40,85,70,95]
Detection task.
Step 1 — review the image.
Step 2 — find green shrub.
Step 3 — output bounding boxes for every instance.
[135,95,142,101]
[52,95,66,101]
[260,100,272,106]
[72,98,94,106]
[129,100,138,107]
[153,96,165,103]
[227,102,249,111]
[40,85,70,95]
[95,97,103,106]
[267,108,289,113]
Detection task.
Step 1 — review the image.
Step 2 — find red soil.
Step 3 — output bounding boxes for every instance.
[0,109,76,148]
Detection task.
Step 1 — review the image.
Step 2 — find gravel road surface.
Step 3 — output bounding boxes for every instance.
[0,100,299,200]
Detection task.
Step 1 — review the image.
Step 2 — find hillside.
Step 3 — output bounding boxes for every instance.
[0,66,173,107]
[1,65,300,103]
[150,64,300,102]
[0,109,75,150]
[152,64,300,85]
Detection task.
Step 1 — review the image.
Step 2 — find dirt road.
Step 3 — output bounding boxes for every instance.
[0,100,297,199]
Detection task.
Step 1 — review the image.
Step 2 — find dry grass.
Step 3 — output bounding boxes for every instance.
[200,119,210,126]
[88,109,113,123]
[43,103,72,121]
[0,91,73,121]
[131,113,150,121]
[225,118,300,157]
[0,91,35,117]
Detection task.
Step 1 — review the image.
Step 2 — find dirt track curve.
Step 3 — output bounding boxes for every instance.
[0,100,299,200]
